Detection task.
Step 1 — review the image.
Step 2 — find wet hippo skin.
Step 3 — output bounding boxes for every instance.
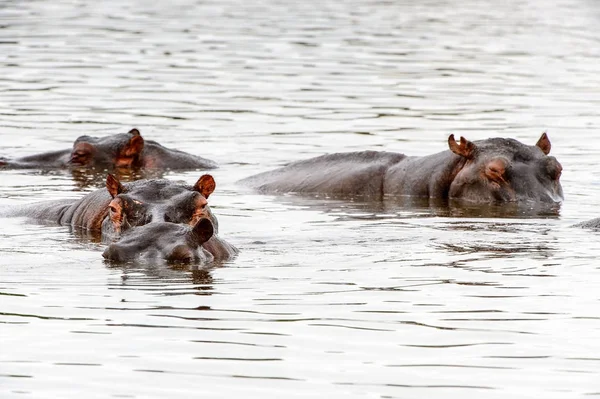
[0,128,217,170]
[6,174,237,261]
[240,133,563,205]
[102,218,235,264]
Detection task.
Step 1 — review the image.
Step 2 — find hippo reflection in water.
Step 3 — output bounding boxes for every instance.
[6,174,237,263]
[0,128,217,171]
[240,133,563,205]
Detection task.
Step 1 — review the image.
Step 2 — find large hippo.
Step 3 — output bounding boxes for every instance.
[239,133,563,204]
[6,174,237,262]
[0,128,217,170]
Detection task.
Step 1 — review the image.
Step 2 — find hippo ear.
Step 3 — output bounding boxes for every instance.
[122,134,144,157]
[190,218,214,244]
[128,128,141,136]
[106,174,125,198]
[194,174,216,199]
[535,132,551,155]
[448,134,476,159]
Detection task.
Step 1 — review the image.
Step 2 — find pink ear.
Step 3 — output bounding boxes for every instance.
[535,132,551,155]
[122,135,144,157]
[128,128,141,136]
[194,174,216,199]
[106,174,125,198]
[448,134,476,159]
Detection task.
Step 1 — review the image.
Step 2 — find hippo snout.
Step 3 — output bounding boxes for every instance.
[166,245,195,264]
[102,245,127,262]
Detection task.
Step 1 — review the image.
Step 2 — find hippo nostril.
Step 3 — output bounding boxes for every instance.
[542,157,563,181]
[553,164,563,180]
[168,245,195,263]
[102,244,132,262]
[102,246,121,262]
[554,170,562,180]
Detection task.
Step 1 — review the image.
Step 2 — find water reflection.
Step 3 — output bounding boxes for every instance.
[1,0,600,397]
[106,261,217,288]
[256,192,562,221]
[69,166,166,190]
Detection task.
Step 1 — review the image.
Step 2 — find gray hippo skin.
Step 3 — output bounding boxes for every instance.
[240,133,563,204]
[573,218,600,230]
[102,218,235,264]
[7,174,237,261]
[0,128,217,170]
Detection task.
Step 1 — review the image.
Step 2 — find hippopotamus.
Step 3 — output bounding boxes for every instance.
[102,218,220,264]
[239,133,563,205]
[6,174,237,262]
[0,128,217,171]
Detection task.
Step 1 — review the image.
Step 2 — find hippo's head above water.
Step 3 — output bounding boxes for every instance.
[70,128,145,168]
[447,132,563,204]
[102,173,217,235]
[102,218,215,264]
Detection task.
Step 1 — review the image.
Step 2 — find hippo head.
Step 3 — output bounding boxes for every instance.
[102,218,215,264]
[69,128,145,168]
[102,173,217,235]
[447,132,563,204]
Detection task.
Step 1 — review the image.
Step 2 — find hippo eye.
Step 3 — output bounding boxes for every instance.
[484,158,509,183]
[109,205,118,213]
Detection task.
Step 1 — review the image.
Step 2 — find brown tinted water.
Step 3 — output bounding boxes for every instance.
[1,0,600,398]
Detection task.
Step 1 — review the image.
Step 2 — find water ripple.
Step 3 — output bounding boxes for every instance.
[1,0,600,397]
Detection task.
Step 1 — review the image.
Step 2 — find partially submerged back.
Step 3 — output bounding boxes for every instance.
[1,128,217,171]
[239,151,406,198]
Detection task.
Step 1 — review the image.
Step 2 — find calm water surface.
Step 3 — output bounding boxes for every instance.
[1,0,600,398]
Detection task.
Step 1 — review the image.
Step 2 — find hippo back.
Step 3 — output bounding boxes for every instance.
[240,151,406,198]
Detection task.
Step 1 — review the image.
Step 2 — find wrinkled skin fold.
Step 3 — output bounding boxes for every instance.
[0,128,217,171]
[239,133,564,205]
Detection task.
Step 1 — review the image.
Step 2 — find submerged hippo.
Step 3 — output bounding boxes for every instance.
[0,128,217,170]
[102,218,225,264]
[239,133,563,205]
[7,174,237,261]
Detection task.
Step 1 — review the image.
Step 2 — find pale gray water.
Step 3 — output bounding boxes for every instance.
[1,0,600,398]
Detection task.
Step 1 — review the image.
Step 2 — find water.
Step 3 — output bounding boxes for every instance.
[1,0,600,397]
